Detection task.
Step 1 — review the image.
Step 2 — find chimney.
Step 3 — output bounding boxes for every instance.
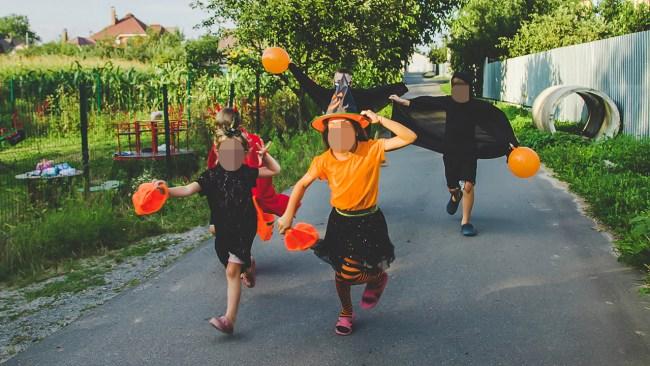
[62,28,68,44]
[111,6,117,25]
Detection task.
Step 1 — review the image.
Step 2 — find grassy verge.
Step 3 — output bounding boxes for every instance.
[498,104,650,290]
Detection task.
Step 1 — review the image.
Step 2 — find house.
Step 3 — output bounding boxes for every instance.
[406,52,434,73]
[90,7,174,46]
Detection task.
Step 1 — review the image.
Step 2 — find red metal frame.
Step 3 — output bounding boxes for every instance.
[114,119,191,161]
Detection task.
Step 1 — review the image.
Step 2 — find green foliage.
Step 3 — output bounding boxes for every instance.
[195,0,458,81]
[501,103,650,267]
[598,0,650,35]
[501,1,609,58]
[0,14,40,43]
[446,0,560,92]
[428,46,447,64]
[185,34,224,75]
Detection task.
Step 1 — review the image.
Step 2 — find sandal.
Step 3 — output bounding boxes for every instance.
[241,259,256,288]
[360,272,389,310]
[209,316,234,334]
[335,314,354,336]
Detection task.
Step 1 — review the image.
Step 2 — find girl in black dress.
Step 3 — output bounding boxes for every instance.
[155,127,281,334]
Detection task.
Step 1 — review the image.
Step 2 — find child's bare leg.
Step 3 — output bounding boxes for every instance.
[224,262,242,324]
[461,182,474,225]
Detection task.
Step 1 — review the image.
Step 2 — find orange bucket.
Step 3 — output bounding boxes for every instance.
[285,223,319,251]
[133,182,169,216]
[253,196,274,241]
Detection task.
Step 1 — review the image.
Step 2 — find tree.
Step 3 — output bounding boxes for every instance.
[428,45,448,64]
[446,0,561,93]
[0,14,40,43]
[193,0,459,86]
[185,34,224,75]
[501,1,609,58]
[598,0,650,36]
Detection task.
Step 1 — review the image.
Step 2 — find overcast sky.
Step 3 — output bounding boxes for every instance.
[2,0,213,42]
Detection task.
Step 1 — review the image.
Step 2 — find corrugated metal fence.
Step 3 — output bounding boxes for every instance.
[482,30,650,137]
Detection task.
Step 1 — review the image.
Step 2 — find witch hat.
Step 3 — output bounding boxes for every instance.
[311,72,370,132]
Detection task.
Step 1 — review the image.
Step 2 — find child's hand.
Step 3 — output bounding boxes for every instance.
[361,110,380,124]
[208,225,216,236]
[389,95,409,106]
[277,214,293,234]
[257,140,272,160]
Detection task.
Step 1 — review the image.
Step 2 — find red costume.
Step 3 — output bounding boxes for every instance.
[207,128,291,216]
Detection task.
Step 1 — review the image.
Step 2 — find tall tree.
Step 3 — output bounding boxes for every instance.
[446,0,561,93]
[193,0,459,86]
[0,14,40,44]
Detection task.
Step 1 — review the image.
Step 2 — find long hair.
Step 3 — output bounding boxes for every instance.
[321,118,369,151]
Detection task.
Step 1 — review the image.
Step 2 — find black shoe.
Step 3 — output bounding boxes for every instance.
[446,190,462,215]
[461,223,477,237]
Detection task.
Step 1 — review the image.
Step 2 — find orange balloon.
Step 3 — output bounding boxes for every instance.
[262,47,290,74]
[285,223,319,251]
[508,147,541,178]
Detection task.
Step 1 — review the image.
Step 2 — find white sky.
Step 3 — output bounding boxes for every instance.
[1,0,213,42]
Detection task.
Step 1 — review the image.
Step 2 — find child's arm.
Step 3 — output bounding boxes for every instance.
[361,110,417,151]
[277,173,317,234]
[258,153,281,178]
[164,181,201,198]
[389,94,411,107]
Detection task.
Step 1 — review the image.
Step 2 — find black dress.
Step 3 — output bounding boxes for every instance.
[196,165,258,270]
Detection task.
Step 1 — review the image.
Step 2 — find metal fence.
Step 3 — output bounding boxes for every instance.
[482,30,650,137]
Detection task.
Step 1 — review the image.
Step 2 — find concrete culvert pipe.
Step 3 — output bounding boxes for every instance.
[532,85,620,140]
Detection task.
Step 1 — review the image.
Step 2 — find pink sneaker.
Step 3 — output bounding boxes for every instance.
[360,272,388,310]
[209,316,234,334]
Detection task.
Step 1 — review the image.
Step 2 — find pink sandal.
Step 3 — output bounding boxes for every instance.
[360,272,388,310]
[209,316,234,334]
[241,259,256,288]
[335,314,355,336]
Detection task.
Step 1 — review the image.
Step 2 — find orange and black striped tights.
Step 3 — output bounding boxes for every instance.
[335,257,385,318]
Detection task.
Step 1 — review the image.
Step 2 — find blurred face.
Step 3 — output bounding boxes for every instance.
[217,138,246,171]
[451,77,470,103]
[327,119,356,153]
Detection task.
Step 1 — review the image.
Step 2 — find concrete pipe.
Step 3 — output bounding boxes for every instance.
[532,85,620,139]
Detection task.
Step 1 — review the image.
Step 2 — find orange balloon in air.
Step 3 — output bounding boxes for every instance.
[508,146,541,178]
[285,223,319,251]
[262,47,290,74]
[133,182,169,216]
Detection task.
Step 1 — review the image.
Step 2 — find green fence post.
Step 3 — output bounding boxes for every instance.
[95,72,102,112]
[9,78,15,106]
[186,71,191,123]
[162,85,172,180]
[79,83,90,197]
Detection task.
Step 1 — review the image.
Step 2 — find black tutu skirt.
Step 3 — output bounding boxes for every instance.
[313,207,395,272]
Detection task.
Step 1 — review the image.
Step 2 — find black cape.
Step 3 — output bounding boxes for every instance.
[289,63,408,112]
[391,96,519,159]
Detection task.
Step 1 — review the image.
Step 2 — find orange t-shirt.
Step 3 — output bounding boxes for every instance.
[307,139,386,211]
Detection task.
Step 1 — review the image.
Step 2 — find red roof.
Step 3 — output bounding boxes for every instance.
[91,14,149,41]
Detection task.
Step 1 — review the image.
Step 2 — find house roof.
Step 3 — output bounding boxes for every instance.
[91,13,149,41]
[69,37,96,46]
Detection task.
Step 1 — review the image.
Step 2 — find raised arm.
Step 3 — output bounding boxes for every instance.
[277,173,317,234]
[360,110,417,151]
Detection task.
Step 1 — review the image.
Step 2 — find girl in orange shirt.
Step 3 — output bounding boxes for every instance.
[278,85,416,335]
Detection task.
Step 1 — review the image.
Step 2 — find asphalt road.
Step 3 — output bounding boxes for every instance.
[6,74,650,366]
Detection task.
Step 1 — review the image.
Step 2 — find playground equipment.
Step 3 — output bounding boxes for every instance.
[0,110,26,146]
[113,106,192,161]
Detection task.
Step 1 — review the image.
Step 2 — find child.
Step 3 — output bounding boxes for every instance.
[206,109,291,218]
[277,78,416,336]
[156,124,281,334]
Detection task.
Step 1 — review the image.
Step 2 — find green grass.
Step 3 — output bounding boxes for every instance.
[440,81,451,95]
[499,103,650,269]
[23,267,107,301]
